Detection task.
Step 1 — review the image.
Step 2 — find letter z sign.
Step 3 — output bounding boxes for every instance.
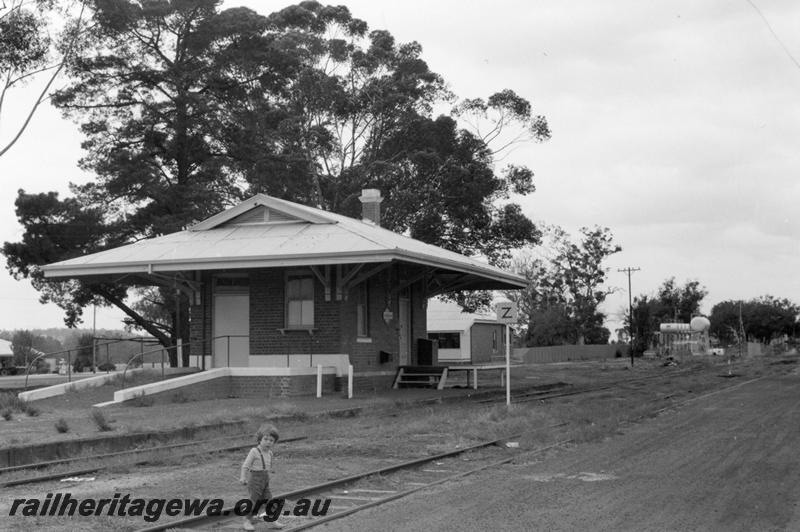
[495,302,518,324]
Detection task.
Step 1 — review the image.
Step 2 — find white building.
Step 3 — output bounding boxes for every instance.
[426,299,506,364]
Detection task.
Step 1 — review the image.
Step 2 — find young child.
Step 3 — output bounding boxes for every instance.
[240,424,284,530]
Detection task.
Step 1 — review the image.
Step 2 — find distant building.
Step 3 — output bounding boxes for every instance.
[427,299,506,364]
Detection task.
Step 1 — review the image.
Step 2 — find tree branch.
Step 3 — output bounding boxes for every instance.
[0,0,88,159]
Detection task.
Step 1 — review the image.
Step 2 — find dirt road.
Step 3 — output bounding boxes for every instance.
[320,373,800,531]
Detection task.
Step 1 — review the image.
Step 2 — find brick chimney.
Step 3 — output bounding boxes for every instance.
[358,189,383,226]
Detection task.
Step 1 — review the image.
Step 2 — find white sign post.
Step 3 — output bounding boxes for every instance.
[495,301,518,406]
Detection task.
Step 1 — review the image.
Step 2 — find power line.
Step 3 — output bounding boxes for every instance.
[745,0,800,72]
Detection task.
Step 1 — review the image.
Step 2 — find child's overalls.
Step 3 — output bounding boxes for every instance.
[248,448,272,508]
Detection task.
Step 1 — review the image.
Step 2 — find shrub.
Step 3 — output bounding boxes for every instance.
[89,408,113,431]
[0,392,20,411]
[21,402,40,417]
[98,362,116,372]
[1,407,13,421]
[55,418,70,433]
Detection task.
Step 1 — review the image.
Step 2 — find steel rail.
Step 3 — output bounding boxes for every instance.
[135,434,524,532]
[283,439,570,532]
[0,431,260,475]
[0,436,306,488]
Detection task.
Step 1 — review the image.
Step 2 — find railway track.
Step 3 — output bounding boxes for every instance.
[475,366,696,405]
[0,435,307,488]
[0,367,692,488]
[136,436,568,532]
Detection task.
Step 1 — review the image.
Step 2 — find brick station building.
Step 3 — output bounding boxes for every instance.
[42,190,525,396]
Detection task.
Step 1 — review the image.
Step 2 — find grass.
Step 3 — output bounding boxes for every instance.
[130,391,155,407]
[0,391,21,411]
[21,401,40,417]
[89,408,114,431]
[171,390,189,403]
[0,393,40,418]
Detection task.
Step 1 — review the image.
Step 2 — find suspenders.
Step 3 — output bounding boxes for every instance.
[256,448,267,470]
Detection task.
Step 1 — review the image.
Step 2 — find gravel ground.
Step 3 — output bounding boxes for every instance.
[0,354,794,531]
[318,369,800,532]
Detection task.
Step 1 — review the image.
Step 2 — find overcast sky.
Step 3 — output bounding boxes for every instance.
[1,0,798,335]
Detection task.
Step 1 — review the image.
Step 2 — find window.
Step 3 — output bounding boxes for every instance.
[428,332,460,349]
[356,283,369,337]
[286,273,314,328]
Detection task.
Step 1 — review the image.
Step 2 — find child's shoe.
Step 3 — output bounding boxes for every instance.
[268,520,285,529]
[242,518,255,531]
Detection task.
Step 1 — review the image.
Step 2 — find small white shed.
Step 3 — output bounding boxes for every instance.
[426,299,506,364]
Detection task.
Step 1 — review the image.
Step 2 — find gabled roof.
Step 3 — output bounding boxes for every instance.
[427,299,500,332]
[42,194,526,289]
[0,338,12,356]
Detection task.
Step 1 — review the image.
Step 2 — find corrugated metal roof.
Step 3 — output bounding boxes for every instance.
[427,299,499,332]
[0,338,12,356]
[42,194,526,288]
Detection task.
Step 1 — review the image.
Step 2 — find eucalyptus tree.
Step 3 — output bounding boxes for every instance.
[507,226,621,346]
[4,1,550,359]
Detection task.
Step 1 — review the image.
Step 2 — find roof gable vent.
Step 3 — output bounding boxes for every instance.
[222,205,302,226]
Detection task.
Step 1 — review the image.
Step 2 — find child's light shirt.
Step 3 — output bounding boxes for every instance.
[242,447,272,472]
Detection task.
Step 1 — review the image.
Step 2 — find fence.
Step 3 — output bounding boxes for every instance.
[514,344,630,364]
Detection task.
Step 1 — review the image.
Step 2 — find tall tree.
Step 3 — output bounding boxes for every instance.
[4,1,549,359]
[628,277,708,355]
[6,1,286,363]
[507,225,621,346]
[246,2,549,266]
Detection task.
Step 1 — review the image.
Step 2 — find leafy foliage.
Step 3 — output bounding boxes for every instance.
[0,0,87,158]
[628,277,708,355]
[8,329,63,369]
[507,226,621,346]
[0,4,50,73]
[2,190,127,329]
[710,296,798,345]
[71,331,94,372]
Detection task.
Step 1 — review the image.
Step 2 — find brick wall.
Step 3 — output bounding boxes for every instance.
[250,269,340,358]
[340,273,399,372]
[230,375,336,397]
[187,264,431,392]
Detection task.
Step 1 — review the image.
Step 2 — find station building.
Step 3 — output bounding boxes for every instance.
[42,191,526,397]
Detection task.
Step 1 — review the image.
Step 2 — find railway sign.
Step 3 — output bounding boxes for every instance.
[495,301,518,324]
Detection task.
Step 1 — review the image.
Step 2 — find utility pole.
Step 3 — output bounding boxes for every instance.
[618,267,641,366]
[92,304,97,372]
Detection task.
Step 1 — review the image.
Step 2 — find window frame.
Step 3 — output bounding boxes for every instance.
[285,271,315,329]
[428,332,461,349]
